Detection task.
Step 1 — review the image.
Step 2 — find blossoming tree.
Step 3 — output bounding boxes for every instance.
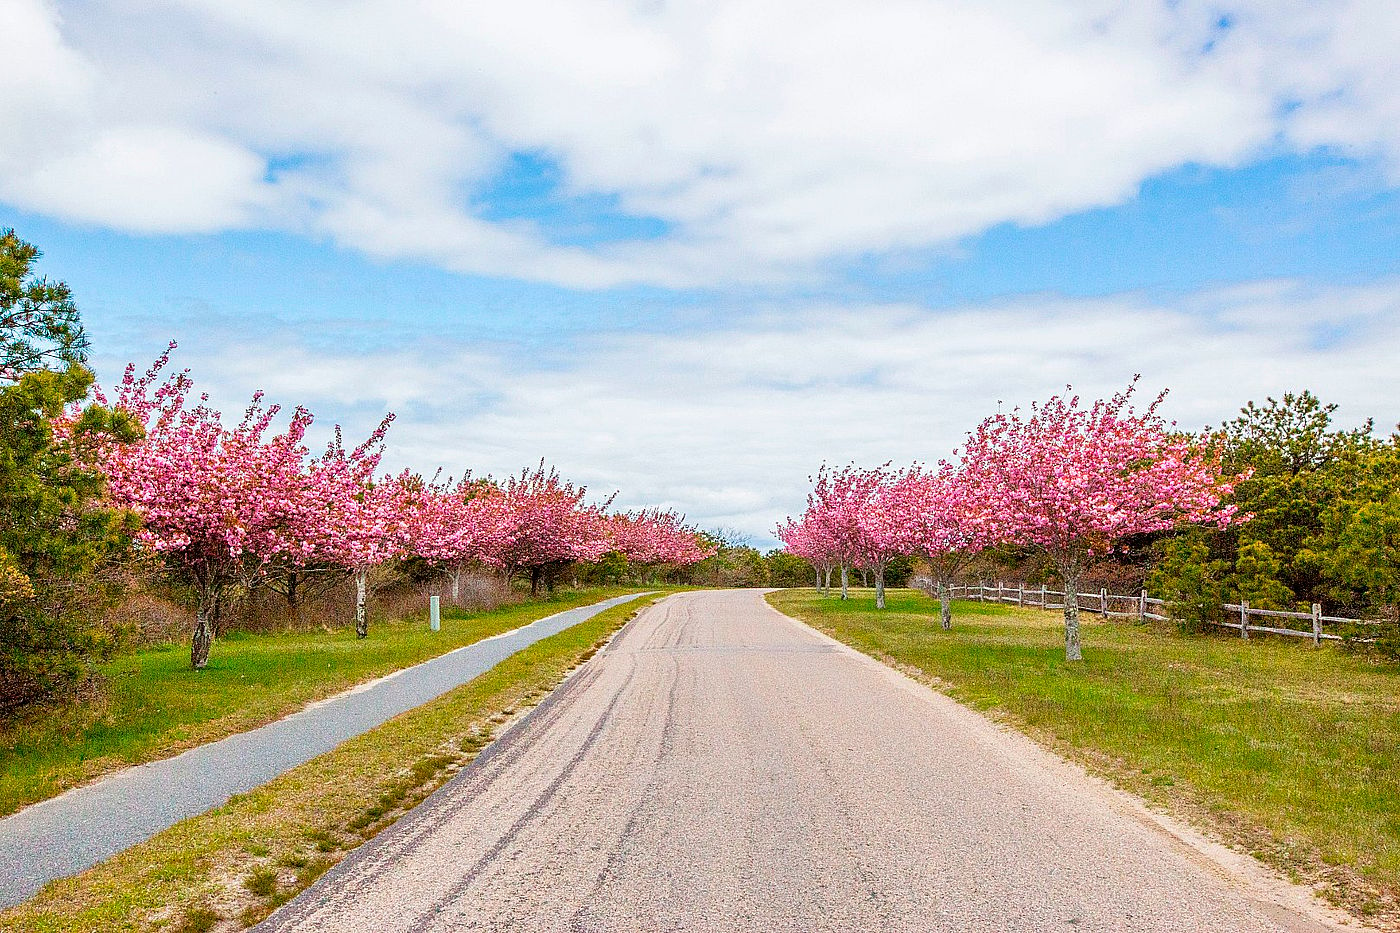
[97,351,324,669]
[409,475,511,603]
[308,422,408,638]
[961,380,1242,660]
[608,509,714,577]
[890,462,996,630]
[846,465,908,609]
[495,462,612,595]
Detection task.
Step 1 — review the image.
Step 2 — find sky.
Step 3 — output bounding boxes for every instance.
[3,0,1399,547]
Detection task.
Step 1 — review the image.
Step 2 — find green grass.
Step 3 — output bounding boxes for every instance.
[0,594,659,932]
[768,587,1400,921]
[0,586,646,817]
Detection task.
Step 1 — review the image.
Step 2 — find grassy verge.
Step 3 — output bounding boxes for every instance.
[768,587,1400,924]
[0,586,647,817]
[0,593,661,932]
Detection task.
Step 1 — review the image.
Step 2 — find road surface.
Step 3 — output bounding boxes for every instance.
[0,592,648,908]
[258,589,1354,933]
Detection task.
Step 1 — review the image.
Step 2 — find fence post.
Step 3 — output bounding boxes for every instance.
[1138,589,1146,622]
[997,580,1004,603]
[1312,603,1322,647]
[1240,600,1249,640]
[1041,584,1047,608]
[1100,587,1108,616]
[1018,583,1025,607]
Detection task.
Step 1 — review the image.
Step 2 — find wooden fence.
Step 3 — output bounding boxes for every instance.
[939,581,1380,647]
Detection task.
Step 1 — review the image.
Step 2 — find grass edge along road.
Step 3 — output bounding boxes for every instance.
[0,593,663,932]
[0,586,650,818]
[767,587,1400,928]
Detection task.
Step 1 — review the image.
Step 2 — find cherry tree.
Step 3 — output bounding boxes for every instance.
[846,465,908,610]
[609,509,714,576]
[801,464,906,607]
[95,351,324,669]
[308,422,408,638]
[804,465,863,599]
[776,513,837,592]
[493,462,611,595]
[889,462,996,630]
[961,380,1242,660]
[408,475,512,603]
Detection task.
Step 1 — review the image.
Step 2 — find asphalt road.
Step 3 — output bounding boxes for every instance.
[0,592,648,908]
[257,589,1355,933]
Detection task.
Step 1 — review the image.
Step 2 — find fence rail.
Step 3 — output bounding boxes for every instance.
[933,581,1381,647]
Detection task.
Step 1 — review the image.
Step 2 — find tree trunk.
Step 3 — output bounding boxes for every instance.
[815,568,821,590]
[874,564,886,609]
[860,568,868,588]
[1062,567,1083,661]
[285,569,299,609]
[840,564,849,600]
[530,567,542,597]
[191,588,216,670]
[938,579,952,630]
[354,568,368,639]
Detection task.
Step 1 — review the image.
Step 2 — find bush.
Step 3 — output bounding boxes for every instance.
[765,551,815,587]
[1149,532,1228,634]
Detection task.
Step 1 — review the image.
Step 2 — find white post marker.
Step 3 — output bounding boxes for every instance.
[430,595,441,632]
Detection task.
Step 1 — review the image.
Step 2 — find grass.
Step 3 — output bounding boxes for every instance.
[768,587,1400,923]
[0,593,660,932]
[0,586,646,817]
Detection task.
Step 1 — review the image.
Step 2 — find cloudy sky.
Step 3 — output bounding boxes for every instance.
[4,0,1399,545]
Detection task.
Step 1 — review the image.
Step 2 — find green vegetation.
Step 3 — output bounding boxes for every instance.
[0,594,657,932]
[1165,392,1400,639]
[768,587,1400,921]
[0,586,643,816]
[1,229,139,712]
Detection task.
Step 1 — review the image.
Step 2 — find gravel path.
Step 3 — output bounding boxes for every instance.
[257,589,1358,933]
[0,592,648,909]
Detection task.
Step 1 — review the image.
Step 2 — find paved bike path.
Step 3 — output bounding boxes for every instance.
[0,592,649,908]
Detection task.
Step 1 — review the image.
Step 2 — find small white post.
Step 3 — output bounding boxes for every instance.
[1041,584,1048,607]
[1100,587,1108,616]
[1240,600,1249,639]
[1018,583,1025,607]
[997,580,1004,603]
[1312,603,1322,647]
[1139,589,1147,622]
[429,595,441,632]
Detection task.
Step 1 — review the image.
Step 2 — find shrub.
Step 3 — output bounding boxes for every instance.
[1149,532,1228,634]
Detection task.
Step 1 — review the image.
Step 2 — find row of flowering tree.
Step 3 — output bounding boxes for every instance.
[779,380,1243,660]
[78,350,711,669]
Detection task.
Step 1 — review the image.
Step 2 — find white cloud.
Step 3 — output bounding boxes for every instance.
[6,125,272,232]
[4,0,1400,285]
[92,279,1400,547]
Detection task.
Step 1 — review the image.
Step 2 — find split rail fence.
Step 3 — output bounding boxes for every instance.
[941,581,1380,646]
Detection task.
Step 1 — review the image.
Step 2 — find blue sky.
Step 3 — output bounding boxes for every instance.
[4,1,1400,544]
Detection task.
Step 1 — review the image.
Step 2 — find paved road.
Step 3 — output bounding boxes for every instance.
[258,589,1351,933]
[0,592,649,908]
